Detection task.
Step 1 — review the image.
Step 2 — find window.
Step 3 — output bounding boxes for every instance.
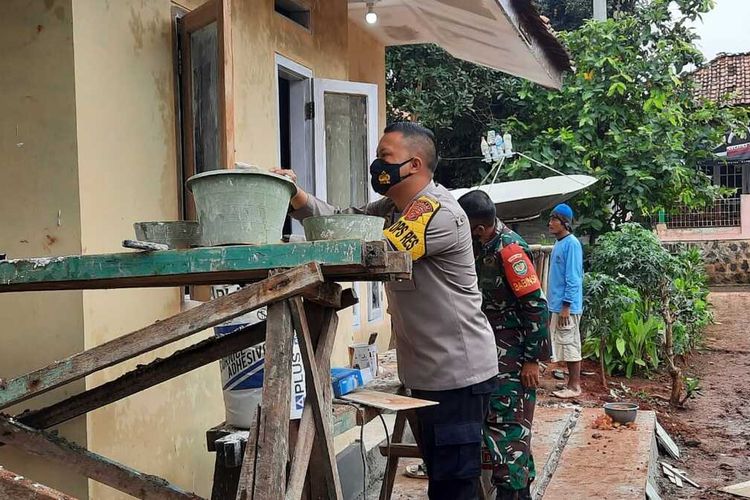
[367,282,383,323]
[275,0,311,29]
[312,79,379,207]
[718,164,743,195]
[351,283,361,327]
[175,0,234,220]
[728,64,737,76]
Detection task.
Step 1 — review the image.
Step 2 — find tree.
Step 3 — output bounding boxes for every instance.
[386,44,519,189]
[589,224,682,406]
[503,0,748,238]
[535,0,637,31]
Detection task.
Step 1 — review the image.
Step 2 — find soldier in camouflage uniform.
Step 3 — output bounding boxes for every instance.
[458,190,550,500]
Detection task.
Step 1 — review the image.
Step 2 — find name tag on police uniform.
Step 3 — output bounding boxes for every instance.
[384,195,441,261]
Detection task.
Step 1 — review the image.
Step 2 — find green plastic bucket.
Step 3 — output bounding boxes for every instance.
[303,214,385,242]
[187,167,297,246]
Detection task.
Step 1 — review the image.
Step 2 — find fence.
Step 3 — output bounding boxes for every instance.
[664,197,741,229]
[530,245,554,295]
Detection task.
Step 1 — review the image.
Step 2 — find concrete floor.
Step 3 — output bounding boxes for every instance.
[379,406,657,499]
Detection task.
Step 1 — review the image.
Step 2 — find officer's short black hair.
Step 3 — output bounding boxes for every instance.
[458,190,496,225]
[384,122,438,172]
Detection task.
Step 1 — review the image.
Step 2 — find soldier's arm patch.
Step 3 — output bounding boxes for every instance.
[383,195,441,262]
[500,242,541,298]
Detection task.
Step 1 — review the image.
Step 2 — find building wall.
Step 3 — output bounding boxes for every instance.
[658,195,750,285]
[71,1,222,497]
[0,1,389,497]
[0,1,88,497]
[231,0,391,366]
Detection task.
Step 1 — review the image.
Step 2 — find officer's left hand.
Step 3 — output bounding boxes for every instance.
[521,361,540,389]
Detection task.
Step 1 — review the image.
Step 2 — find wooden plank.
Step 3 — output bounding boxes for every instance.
[0,465,76,500]
[0,417,202,499]
[660,462,699,488]
[302,282,342,309]
[655,420,680,459]
[379,411,407,500]
[218,0,235,171]
[0,263,323,410]
[17,321,266,430]
[0,240,380,293]
[721,480,750,498]
[341,390,438,412]
[285,306,339,500]
[645,481,663,500]
[378,443,421,459]
[288,298,342,500]
[253,301,294,500]
[235,408,261,500]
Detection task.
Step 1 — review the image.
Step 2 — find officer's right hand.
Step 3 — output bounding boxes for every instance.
[271,168,308,209]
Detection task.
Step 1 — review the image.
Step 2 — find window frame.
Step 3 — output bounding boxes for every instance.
[176,0,235,221]
[312,79,379,206]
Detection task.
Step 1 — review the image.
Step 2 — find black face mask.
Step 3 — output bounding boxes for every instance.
[369,157,414,195]
[472,236,482,257]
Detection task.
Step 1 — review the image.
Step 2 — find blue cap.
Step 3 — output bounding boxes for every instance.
[551,203,574,222]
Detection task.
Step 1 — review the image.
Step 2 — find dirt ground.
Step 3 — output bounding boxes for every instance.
[538,289,750,499]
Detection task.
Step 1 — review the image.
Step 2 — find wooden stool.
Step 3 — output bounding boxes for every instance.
[378,409,422,500]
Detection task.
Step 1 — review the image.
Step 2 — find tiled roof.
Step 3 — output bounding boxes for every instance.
[692,52,750,106]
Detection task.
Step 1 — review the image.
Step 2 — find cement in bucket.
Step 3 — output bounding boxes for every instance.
[186,166,297,246]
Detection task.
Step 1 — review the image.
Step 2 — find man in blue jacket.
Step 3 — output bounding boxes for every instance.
[547,204,584,399]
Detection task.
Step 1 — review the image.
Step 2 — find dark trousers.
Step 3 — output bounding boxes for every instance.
[411,377,497,500]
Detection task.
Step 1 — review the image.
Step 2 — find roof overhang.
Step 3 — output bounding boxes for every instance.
[348,0,571,89]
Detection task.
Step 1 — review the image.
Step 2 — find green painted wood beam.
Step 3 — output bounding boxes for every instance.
[0,240,386,293]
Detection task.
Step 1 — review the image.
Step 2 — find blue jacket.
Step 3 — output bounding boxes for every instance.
[548,234,583,314]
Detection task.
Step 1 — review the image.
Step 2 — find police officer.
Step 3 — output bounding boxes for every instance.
[458,190,550,500]
[273,122,498,500]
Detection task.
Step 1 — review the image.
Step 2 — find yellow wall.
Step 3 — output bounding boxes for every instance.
[0,1,88,497]
[230,1,391,365]
[231,0,349,169]
[0,0,388,497]
[71,0,222,497]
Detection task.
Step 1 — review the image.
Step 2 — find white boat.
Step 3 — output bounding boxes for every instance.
[450,175,598,221]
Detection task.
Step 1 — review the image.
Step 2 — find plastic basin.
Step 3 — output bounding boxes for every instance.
[603,402,639,424]
[303,214,385,242]
[187,167,296,246]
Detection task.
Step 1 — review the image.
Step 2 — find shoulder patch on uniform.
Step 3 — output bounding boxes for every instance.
[384,195,441,262]
[500,242,541,298]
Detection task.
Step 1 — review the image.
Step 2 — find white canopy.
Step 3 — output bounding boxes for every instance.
[348,0,570,89]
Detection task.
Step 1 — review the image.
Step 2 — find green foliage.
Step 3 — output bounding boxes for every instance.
[535,0,637,31]
[386,1,747,239]
[502,0,749,238]
[581,272,640,340]
[671,247,713,353]
[583,224,711,377]
[683,376,703,402]
[588,224,677,305]
[582,273,662,377]
[386,44,519,189]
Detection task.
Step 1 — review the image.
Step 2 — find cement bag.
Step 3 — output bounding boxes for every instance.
[212,285,306,428]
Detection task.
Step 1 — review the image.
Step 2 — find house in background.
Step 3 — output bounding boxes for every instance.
[658,52,750,284]
[0,0,568,497]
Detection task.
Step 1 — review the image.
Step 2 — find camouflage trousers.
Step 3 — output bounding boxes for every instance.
[482,372,536,492]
